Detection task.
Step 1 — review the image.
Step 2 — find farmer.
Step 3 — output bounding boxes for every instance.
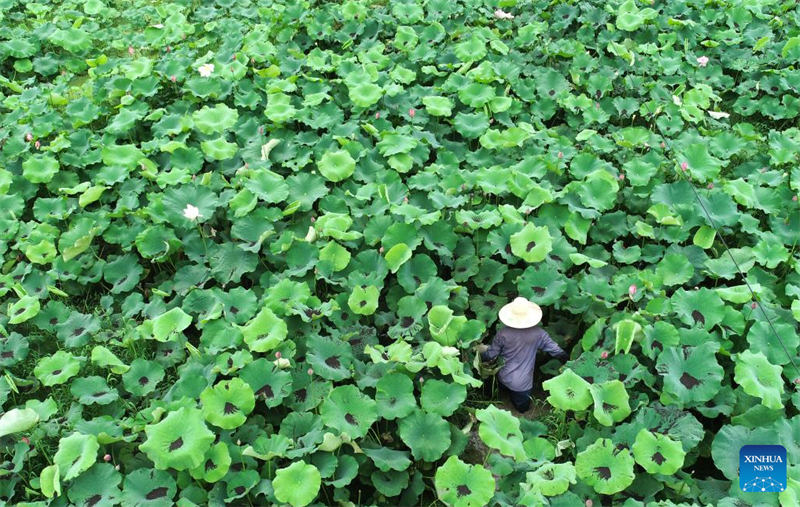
[476,297,568,413]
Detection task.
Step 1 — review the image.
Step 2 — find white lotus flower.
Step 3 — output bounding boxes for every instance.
[494,8,514,19]
[708,110,730,119]
[183,204,201,221]
[198,63,215,77]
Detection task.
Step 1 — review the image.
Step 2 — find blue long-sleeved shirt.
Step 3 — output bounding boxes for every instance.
[481,325,567,392]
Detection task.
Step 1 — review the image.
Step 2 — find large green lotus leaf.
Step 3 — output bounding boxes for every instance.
[362,446,412,472]
[397,409,451,462]
[22,155,59,183]
[614,319,642,355]
[454,35,486,62]
[752,232,790,269]
[680,143,723,182]
[34,351,82,386]
[54,432,99,481]
[8,295,41,325]
[306,335,354,381]
[453,112,489,138]
[632,428,685,475]
[542,368,593,411]
[656,342,724,406]
[265,92,297,123]
[575,437,635,495]
[0,408,39,438]
[317,149,355,182]
[746,321,799,366]
[189,441,231,483]
[384,243,412,273]
[139,406,215,471]
[434,456,495,507]
[590,380,631,426]
[670,288,725,331]
[510,223,552,262]
[102,144,144,169]
[192,103,238,134]
[616,0,656,31]
[422,95,453,116]
[348,82,383,108]
[348,285,380,315]
[693,225,716,249]
[524,462,576,497]
[458,82,495,108]
[49,27,92,53]
[375,373,416,420]
[122,358,164,397]
[240,306,288,353]
[273,462,321,507]
[421,379,466,417]
[201,136,238,160]
[655,253,695,286]
[376,132,418,157]
[70,376,118,405]
[371,469,408,497]
[576,169,620,211]
[121,468,175,506]
[734,350,784,410]
[476,404,527,461]
[320,385,377,440]
[200,378,255,429]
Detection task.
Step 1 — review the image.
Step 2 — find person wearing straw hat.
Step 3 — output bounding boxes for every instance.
[476,297,568,413]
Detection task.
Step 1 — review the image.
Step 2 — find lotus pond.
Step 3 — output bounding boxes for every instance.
[1,0,800,505]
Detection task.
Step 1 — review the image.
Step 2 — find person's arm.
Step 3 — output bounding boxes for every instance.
[538,328,567,359]
[481,329,504,361]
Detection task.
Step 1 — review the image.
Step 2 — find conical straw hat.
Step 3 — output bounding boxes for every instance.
[498,297,542,328]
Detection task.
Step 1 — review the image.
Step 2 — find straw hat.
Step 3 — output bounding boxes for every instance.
[498,297,542,328]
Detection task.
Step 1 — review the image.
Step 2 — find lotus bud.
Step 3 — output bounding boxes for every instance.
[628,284,637,297]
[232,53,236,60]
[618,173,625,180]
[408,108,415,117]
[441,346,459,357]
[600,351,608,359]
[793,195,798,202]
[557,151,563,159]
[379,246,384,254]
[660,141,666,148]
[275,351,281,359]
[35,141,40,149]
[794,378,800,385]
[308,368,314,376]
[166,46,171,52]
[170,75,176,82]
[21,437,30,445]
[274,357,290,369]
[237,439,241,445]
[305,225,316,242]
[751,302,757,309]
[403,196,408,203]
[310,215,316,223]
[680,162,688,171]
[115,464,120,470]
[586,500,593,507]
[489,118,494,124]
[128,45,134,56]
[375,112,380,119]
[707,182,714,189]
[25,132,32,142]
[103,454,111,462]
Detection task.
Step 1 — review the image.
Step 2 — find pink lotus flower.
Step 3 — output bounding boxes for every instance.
[600,351,608,359]
[680,162,688,171]
[408,108,415,118]
[494,8,514,19]
[696,56,709,67]
[628,284,637,297]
